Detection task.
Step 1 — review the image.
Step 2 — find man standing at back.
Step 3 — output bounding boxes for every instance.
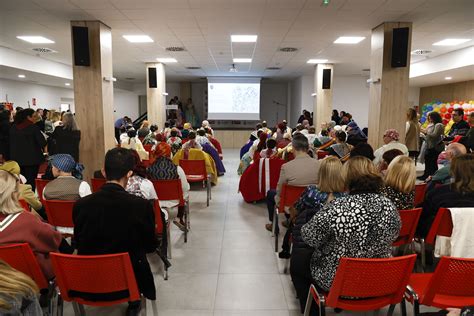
[73,148,156,315]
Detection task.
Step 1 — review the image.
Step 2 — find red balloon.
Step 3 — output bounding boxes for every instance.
[464,115,468,120]
[444,113,451,120]
[442,119,449,125]
[447,107,454,113]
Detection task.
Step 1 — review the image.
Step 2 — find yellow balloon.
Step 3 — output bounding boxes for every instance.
[434,107,440,112]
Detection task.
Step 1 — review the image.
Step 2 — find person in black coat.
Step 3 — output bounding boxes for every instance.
[48,112,81,162]
[9,108,47,190]
[0,108,11,162]
[73,148,157,314]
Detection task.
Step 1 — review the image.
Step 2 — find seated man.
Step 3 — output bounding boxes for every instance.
[265,134,321,231]
[73,148,157,314]
[43,154,91,201]
[445,108,470,142]
[425,142,467,190]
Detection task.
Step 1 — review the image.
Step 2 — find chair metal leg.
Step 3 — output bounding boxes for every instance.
[167,222,172,259]
[164,266,168,280]
[387,304,395,316]
[206,179,211,206]
[184,204,188,243]
[140,296,147,316]
[57,294,64,316]
[420,238,425,272]
[400,298,407,316]
[72,302,84,316]
[273,212,279,252]
[303,287,313,316]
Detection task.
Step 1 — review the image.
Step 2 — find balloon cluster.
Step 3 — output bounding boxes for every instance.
[420,100,474,129]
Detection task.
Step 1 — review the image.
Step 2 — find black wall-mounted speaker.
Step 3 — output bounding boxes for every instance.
[148,68,157,88]
[391,27,409,68]
[322,68,331,89]
[72,26,90,66]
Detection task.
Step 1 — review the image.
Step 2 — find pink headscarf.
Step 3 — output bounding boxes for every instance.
[384,129,400,141]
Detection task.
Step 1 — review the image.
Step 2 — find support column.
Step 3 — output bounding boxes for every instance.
[368,22,412,149]
[71,21,114,181]
[314,64,334,133]
[146,63,166,130]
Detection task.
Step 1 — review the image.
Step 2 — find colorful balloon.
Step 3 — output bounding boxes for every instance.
[447,107,454,113]
[444,113,451,120]
[420,117,426,123]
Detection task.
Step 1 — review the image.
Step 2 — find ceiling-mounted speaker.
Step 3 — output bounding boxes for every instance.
[72,26,90,66]
[391,27,410,68]
[322,68,331,89]
[148,67,157,88]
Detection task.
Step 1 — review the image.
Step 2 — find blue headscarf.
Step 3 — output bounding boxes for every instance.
[50,154,85,180]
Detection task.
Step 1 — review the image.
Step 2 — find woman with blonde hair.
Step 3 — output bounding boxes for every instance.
[0,170,62,280]
[380,155,416,210]
[288,156,347,313]
[301,156,400,314]
[0,260,42,315]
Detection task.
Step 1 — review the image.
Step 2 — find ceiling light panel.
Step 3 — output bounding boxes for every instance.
[123,35,154,43]
[307,59,329,64]
[334,36,365,44]
[231,35,258,42]
[17,36,54,44]
[432,39,471,46]
[18,74,26,78]
[156,58,178,63]
[233,58,252,63]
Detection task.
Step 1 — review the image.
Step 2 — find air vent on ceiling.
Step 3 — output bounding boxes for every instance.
[279,47,298,52]
[186,66,201,70]
[411,49,432,55]
[266,67,281,70]
[166,46,186,52]
[32,47,57,53]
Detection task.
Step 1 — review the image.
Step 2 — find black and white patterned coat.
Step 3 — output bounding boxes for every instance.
[301,193,401,291]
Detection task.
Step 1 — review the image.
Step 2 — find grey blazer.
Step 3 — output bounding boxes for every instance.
[425,123,444,149]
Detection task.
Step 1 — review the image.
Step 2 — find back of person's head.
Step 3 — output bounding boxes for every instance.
[188,131,196,140]
[335,131,347,142]
[164,121,170,128]
[343,156,382,194]
[428,111,442,124]
[150,124,158,133]
[447,142,467,158]
[0,170,23,215]
[382,149,404,166]
[321,129,329,137]
[450,154,474,194]
[308,126,316,134]
[319,156,345,193]
[266,138,277,150]
[406,108,417,122]
[0,260,39,311]
[385,155,416,194]
[296,123,304,131]
[14,108,34,124]
[292,134,309,152]
[127,128,137,138]
[350,143,375,160]
[197,129,206,137]
[62,112,79,131]
[104,148,134,181]
[170,129,178,137]
[137,127,149,138]
[262,121,267,128]
[256,130,263,138]
[256,123,263,130]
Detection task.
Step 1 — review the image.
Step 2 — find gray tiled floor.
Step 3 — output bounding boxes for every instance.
[64,149,438,315]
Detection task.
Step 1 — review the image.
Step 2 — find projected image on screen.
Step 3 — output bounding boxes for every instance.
[207,79,261,120]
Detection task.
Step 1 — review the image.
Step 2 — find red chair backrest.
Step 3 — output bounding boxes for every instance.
[179,159,207,177]
[153,200,164,234]
[327,255,417,307]
[0,243,48,289]
[278,184,306,212]
[425,208,453,245]
[421,256,474,306]
[317,151,329,160]
[43,200,75,229]
[35,179,50,201]
[91,178,106,193]
[50,252,140,306]
[19,199,31,212]
[393,208,422,247]
[414,183,427,206]
[151,179,185,207]
[37,162,48,177]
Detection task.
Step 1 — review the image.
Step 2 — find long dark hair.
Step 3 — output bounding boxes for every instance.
[14,108,34,124]
[428,111,442,124]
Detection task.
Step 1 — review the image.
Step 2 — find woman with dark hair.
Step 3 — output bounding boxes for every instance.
[48,112,81,161]
[331,109,340,125]
[253,132,268,161]
[126,150,157,200]
[327,131,351,159]
[419,111,445,180]
[9,109,46,190]
[301,156,400,313]
[349,142,375,161]
[120,128,149,161]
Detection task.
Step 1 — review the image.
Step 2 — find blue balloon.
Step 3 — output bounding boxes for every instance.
[420,117,426,123]
[427,105,433,111]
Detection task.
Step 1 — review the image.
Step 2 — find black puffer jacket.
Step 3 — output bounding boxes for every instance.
[292,207,319,249]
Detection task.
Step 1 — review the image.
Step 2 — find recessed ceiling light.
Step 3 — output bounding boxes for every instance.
[156,58,177,63]
[445,77,452,80]
[65,83,71,86]
[123,35,154,43]
[433,39,471,46]
[334,36,365,44]
[231,35,258,43]
[233,58,252,63]
[17,36,54,44]
[307,59,328,64]
[18,74,26,78]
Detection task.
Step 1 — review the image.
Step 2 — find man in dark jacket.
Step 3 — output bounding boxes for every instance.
[73,148,157,315]
[445,108,470,142]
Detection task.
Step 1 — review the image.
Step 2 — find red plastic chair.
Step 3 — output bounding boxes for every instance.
[91,178,106,193]
[151,179,190,243]
[37,162,48,178]
[43,200,75,236]
[317,151,329,160]
[414,183,427,206]
[179,159,211,206]
[406,256,474,315]
[273,184,306,252]
[420,208,452,269]
[50,252,142,314]
[393,208,422,252]
[304,255,417,316]
[19,199,31,212]
[35,179,50,201]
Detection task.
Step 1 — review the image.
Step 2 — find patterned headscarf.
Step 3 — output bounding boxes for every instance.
[383,129,400,141]
[50,154,84,179]
[154,142,172,158]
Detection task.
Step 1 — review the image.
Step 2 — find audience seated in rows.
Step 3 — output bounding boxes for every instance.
[0,170,62,280]
[373,129,409,167]
[172,147,218,185]
[182,131,202,151]
[121,128,149,161]
[260,138,277,159]
[167,127,183,155]
[379,155,416,210]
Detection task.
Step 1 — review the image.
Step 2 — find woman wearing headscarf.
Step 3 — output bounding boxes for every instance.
[373,129,409,167]
[326,131,352,159]
[126,150,157,200]
[120,128,149,161]
[148,142,190,230]
[345,121,367,146]
[167,128,183,156]
[181,122,192,139]
[253,132,268,161]
[42,154,91,201]
[274,122,286,142]
[201,120,214,135]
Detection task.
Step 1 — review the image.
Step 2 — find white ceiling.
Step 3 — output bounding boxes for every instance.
[0,0,473,83]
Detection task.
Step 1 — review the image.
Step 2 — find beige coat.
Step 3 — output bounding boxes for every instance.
[405,120,420,152]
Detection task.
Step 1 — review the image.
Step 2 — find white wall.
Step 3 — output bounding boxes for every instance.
[408,87,420,107]
[113,89,139,121]
[332,76,370,129]
[290,75,314,126]
[260,82,288,127]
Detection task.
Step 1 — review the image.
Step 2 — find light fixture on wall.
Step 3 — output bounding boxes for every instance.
[65,83,71,86]
[18,74,26,78]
